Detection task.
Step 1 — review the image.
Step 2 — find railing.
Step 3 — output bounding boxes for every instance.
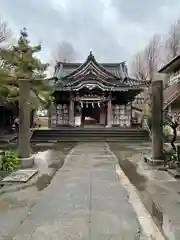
[163,81,180,109]
[141,115,152,140]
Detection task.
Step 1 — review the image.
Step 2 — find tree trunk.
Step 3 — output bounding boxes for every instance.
[19,80,31,159]
[30,109,35,127]
[171,127,177,151]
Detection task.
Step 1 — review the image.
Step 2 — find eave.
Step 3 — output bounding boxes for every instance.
[158,54,180,73]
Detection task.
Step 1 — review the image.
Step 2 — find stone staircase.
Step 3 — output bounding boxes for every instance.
[31,127,150,143]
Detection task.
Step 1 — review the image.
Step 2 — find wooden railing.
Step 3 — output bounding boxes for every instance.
[141,115,152,139]
[164,82,180,109]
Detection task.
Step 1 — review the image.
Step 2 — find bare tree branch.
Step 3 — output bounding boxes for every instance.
[166,19,180,60]
[0,18,11,44]
[131,52,148,80]
[145,34,161,81]
[53,41,77,63]
[132,34,163,81]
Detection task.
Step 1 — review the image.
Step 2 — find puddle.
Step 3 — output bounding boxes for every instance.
[109,142,164,234]
[36,173,55,191]
[0,142,76,192]
[118,155,164,230]
[120,158,147,191]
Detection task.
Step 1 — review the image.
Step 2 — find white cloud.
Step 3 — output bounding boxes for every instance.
[1,0,180,67]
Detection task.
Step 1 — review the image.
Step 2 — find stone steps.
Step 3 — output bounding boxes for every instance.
[31,128,150,143]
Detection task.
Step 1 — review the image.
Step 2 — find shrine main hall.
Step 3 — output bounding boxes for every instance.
[50,52,149,128]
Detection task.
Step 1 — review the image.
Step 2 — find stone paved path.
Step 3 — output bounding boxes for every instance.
[13,142,148,240]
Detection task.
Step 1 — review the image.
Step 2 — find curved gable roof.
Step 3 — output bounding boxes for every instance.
[61,52,121,81]
[54,52,150,91]
[54,52,128,80]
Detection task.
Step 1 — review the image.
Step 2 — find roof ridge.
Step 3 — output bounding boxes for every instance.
[61,52,121,80]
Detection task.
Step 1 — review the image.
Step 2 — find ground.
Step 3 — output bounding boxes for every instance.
[0,141,174,239]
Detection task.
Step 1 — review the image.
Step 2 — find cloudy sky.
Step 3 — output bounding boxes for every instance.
[1,0,180,66]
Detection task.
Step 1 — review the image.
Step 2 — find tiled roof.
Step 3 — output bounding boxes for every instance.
[54,53,128,80]
[54,52,150,90]
[60,63,127,78]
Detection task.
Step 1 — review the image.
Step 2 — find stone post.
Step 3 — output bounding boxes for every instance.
[151,80,164,160]
[48,99,52,128]
[19,80,34,168]
[69,98,74,126]
[107,98,112,127]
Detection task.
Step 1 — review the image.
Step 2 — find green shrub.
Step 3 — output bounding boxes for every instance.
[163,125,171,137]
[0,151,20,171]
[163,148,179,168]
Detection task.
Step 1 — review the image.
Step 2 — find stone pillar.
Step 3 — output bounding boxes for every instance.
[69,99,74,126]
[51,104,57,128]
[152,80,163,160]
[19,80,34,168]
[48,99,52,128]
[107,98,112,127]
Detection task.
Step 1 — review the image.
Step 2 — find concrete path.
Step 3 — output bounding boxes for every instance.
[13,142,151,240]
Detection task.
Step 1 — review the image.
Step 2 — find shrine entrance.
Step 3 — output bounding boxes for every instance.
[81,103,102,126]
[73,94,108,127]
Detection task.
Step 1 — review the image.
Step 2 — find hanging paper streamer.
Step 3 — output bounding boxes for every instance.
[81,102,83,108]
[98,102,100,107]
[86,103,88,108]
[92,103,94,108]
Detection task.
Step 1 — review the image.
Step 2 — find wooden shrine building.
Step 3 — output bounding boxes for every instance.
[50,52,149,128]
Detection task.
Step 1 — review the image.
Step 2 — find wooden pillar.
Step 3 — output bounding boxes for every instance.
[69,96,74,126]
[152,80,163,160]
[107,97,112,127]
[130,103,132,127]
[48,99,55,128]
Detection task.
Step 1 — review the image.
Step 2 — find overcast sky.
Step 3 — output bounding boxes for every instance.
[1,0,180,66]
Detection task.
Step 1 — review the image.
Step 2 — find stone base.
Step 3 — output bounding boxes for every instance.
[105,125,112,128]
[20,155,34,169]
[2,169,38,183]
[144,155,164,166]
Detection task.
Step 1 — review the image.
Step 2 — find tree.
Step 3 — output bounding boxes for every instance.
[164,111,180,151]
[0,28,52,165]
[132,35,162,81]
[145,35,161,81]
[166,19,180,60]
[132,51,148,80]
[53,41,77,63]
[0,28,52,106]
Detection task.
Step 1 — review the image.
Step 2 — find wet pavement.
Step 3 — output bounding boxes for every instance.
[0,142,75,239]
[5,141,162,240]
[0,141,165,239]
[109,142,180,240]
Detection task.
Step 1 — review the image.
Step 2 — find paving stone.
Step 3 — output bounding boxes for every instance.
[12,142,147,240]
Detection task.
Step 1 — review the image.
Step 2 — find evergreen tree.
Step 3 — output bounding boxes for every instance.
[0,28,52,108]
[0,28,53,164]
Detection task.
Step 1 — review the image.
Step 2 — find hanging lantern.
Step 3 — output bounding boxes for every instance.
[81,102,83,108]
[86,103,88,108]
